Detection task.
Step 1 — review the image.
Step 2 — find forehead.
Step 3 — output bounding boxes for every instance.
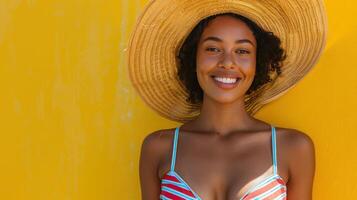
[201,15,256,42]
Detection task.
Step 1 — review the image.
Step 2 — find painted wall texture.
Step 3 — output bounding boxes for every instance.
[0,0,356,199]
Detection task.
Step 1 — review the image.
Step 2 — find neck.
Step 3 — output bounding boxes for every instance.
[192,94,256,136]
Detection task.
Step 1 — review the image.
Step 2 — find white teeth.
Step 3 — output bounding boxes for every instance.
[214,77,238,84]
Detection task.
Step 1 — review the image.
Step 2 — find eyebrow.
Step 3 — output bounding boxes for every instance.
[202,36,255,47]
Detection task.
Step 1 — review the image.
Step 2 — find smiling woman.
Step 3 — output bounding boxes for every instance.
[127,0,327,200]
[178,13,286,106]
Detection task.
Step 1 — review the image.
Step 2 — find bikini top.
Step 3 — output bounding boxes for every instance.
[160,125,287,200]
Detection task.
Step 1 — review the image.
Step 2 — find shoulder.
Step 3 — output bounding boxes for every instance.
[139,129,176,198]
[274,128,316,197]
[140,128,175,160]
[276,127,316,181]
[139,128,176,180]
[277,127,315,158]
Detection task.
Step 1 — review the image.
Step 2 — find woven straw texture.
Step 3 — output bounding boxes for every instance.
[127,0,328,123]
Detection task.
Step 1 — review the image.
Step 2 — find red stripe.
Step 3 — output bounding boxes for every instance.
[264,187,287,199]
[243,179,283,199]
[161,190,186,200]
[276,177,285,185]
[162,174,180,182]
[161,183,195,197]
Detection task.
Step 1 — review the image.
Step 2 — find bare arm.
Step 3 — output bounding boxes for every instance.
[286,130,316,200]
[139,131,163,200]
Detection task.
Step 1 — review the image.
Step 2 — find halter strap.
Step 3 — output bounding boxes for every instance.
[271,125,278,175]
[170,127,180,171]
[171,126,279,174]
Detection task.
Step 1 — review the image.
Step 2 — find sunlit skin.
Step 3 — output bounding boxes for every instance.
[140,15,316,200]
[193,15,259,135]
[196,16,256,105]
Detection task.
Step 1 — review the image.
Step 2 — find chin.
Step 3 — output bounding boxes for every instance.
[205,92,246,104]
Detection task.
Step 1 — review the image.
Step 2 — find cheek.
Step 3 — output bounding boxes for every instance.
[196,54,218,72]
[196,55,214,89]
[239,56,256,77]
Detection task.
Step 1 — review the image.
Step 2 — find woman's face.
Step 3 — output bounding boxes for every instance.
[196,15,257,104]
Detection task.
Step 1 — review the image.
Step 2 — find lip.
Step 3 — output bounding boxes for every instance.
[210,71,242,79]
[211,76,240,89]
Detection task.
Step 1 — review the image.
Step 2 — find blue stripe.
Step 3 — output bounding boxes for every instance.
[249,174,279,191]
[159,194,171,200]
[276,192,287,200]
[161,179,190,189]
[255,183,285,199]
[161,186,196,200]
[239,174,280,200]
[272,125,278,175]
[170,127,179,171]
[172,171,202,200]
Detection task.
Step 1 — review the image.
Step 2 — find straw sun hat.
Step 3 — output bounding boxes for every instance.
[127,0,327,123]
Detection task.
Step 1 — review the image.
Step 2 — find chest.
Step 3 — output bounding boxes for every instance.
[160,152,278,199]
[158,132,288,199]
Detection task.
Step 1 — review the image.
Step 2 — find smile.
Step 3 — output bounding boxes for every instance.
[214,77,238,84]
[211,76,241,89]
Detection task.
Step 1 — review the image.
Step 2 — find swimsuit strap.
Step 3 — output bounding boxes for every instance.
[271,125,278,175]
[171,126,279,174]
[170,127,180,171]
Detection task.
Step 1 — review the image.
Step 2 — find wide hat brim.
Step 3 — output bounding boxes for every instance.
[127,0,328,123]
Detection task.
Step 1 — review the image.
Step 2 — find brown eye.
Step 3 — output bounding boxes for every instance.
[236,49,250,54]
[206,47,220,52]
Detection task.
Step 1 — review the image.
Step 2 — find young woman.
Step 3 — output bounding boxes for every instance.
[127,1,327,199]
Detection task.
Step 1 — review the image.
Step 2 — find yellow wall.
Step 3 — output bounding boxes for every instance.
[0,0,356,199]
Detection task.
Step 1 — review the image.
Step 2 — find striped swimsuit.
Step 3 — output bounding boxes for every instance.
[160,125,287,200]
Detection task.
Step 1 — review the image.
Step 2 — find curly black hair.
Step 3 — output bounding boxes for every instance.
[177,13,286,105]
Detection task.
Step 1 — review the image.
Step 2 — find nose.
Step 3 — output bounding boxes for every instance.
[219,52,235,69]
